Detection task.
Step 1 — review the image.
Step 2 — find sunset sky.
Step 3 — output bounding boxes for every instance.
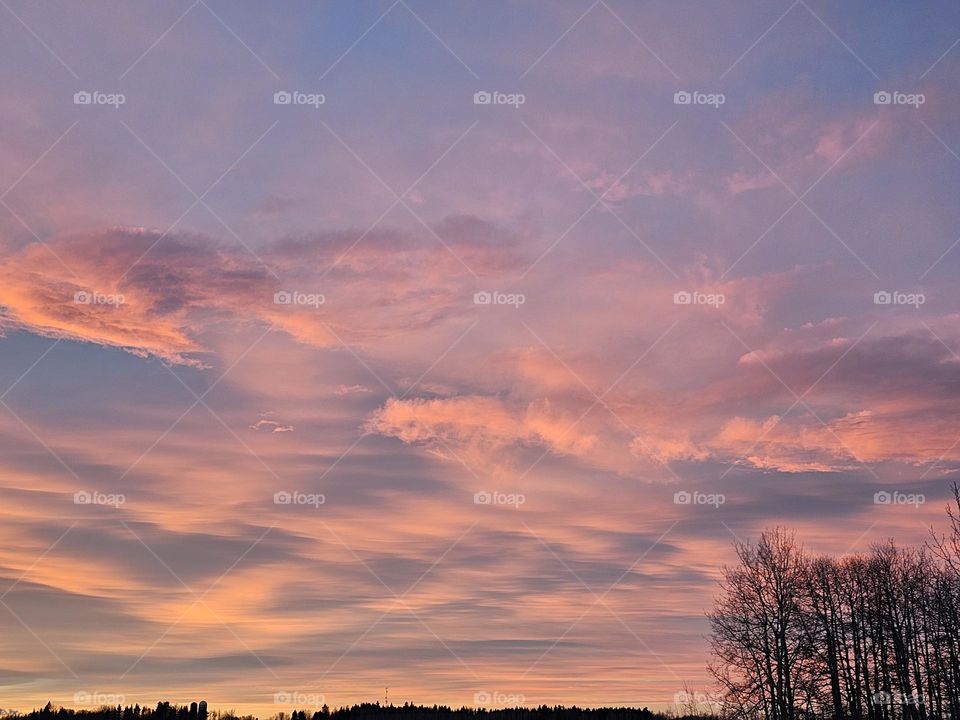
[2,0,960,714]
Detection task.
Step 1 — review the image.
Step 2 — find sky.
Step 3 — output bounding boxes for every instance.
[1,0,960,714]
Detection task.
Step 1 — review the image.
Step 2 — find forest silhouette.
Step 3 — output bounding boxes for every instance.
[707,484,960,719]
[11,703,710,720]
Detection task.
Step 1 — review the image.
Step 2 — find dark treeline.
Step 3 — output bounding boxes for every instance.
[16,703,217,720]
[709,484,960,720]
[324,704,704,720]
[11,705,714,720]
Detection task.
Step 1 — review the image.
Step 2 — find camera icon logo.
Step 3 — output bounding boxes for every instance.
[873,290,892,305]
[474,491,492,505]
[673,491,692,505]
[274,491,293,505]
[674,91,692,105]
[74,490,92,505]
[871,691,893,706]
[874,491,892,505]
[474,291,492,305]
[274,290,293,305]
[473,692,491,705]
[873,91,892,105]
[673,291,692,305]
[74,91,92,105]
[473,91,492,105]
[274,91,292,105]
[74,291,92,304]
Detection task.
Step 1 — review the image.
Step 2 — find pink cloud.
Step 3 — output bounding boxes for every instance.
[366,395,598,457]
[0,218,523,364]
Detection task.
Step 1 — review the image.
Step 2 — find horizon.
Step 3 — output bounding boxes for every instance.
[9,699,678,713]
[1,1,959,717]
[7,700,693,719]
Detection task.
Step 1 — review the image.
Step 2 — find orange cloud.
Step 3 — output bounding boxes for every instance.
[366,395,597,457]
[0,219,523,364]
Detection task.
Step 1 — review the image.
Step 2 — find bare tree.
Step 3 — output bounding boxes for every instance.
[709,528,814,720]
[709,497,960,719]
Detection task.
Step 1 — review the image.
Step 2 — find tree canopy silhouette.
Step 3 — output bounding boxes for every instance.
[709,484,960,719]
[10,702,714,720]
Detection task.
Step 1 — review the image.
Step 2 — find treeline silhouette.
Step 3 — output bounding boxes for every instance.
[19,703,217,720]
[322,705,707,720]
[709,484,960,720]
[12,704,714,720]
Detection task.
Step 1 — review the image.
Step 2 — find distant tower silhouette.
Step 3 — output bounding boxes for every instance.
[385,688,389,706]
[198,701,208,720]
